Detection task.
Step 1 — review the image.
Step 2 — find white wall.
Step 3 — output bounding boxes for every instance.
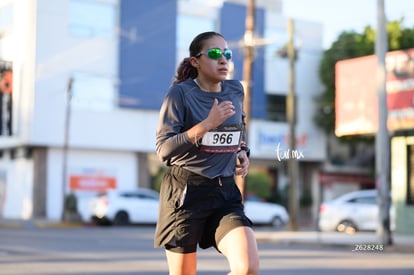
[46,148,138,220]
[68,109,159,152]
[0,155,34,219]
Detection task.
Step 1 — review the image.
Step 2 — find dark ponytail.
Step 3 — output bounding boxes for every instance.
[172,31,225,85]
[172,58,197,85]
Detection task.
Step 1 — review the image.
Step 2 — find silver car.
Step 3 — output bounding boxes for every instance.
[244,200,289,229]
[318,189,394,234]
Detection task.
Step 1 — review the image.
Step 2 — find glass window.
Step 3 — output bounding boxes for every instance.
[176,15,215,65]
[69,0,115,37]
[0,3,13,34]
[348,196,376,205]
[71,72,116,111]
[266,94,286,122]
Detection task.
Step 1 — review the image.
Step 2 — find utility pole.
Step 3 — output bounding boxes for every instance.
[237,0,255,201]
[61,77,73,221]
[375,0,392,245]
[242,0,255,134]
[286,18,298,231]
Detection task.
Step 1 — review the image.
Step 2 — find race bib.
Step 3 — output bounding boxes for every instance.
[199,124,242,153]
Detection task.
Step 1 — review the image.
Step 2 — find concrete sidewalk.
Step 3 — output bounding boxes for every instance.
[254,230,414,253]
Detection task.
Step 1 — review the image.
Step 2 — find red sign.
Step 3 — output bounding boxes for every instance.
[335,48,414,136]
[69,174,117,191]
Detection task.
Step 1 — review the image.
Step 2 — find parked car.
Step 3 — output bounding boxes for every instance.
[89,188,160,226]
[244,199,289,228]
[90,188,289,228]
[318,189,395,234]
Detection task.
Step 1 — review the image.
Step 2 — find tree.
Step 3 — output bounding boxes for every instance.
[313,19,414,137]
[245,171,272,200]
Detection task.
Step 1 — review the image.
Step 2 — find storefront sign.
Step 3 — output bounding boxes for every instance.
[249,120,326,161]
[69,168,117,192]
[336,48,414,136]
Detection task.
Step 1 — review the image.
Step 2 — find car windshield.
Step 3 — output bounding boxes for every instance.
[119,190,159,199]
[347,196,376,204]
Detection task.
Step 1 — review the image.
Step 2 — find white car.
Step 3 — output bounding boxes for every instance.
[244,200,289,228]
[89,188,160,226]
[89,188,289,228]
[318,189,395,234]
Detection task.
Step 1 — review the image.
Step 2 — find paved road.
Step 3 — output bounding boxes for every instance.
[0,226,413,275]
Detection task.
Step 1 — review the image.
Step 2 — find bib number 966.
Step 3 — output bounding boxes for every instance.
[212,133,233,144]
[202,131,240,147]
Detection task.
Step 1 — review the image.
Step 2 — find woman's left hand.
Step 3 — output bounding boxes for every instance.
[235,150,249,178]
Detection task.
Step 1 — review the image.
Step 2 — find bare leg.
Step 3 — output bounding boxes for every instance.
[218,226,259,275]
[165,250,197,275]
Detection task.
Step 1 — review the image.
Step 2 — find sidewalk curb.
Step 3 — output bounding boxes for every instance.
[0,220,22,228]
[34,221,84,228]
[0,219,84,229]
[254,231,414,253]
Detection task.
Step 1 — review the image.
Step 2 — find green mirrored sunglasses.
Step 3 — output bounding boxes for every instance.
[196,48,232,60]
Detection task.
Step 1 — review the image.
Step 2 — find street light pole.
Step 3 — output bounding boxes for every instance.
[242,0,255,136]
[61,77,73,221]
[287,18,298,231]
[375,0,392,245]
[237,0,255,201]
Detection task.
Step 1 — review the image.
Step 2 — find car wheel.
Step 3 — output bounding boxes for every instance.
[113,211,130,226]
[271,216,284,229]
[336,220,357,234]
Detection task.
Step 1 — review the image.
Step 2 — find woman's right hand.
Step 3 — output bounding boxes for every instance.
[202,98,235,130]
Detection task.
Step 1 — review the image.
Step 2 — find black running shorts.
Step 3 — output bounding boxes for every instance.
[154,166,252,253]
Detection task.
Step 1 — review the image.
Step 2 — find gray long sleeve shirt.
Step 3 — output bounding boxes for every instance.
[156,78,246,179]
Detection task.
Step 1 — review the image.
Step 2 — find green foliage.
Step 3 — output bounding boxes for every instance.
[64,193,78,213]
[268,185,288,207]
[152,166,167,192]
[313,20,414,136]
[245,171,272,200]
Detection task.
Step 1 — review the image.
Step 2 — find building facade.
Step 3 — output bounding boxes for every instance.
[0,0,326,221]
[391,134,414,234]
